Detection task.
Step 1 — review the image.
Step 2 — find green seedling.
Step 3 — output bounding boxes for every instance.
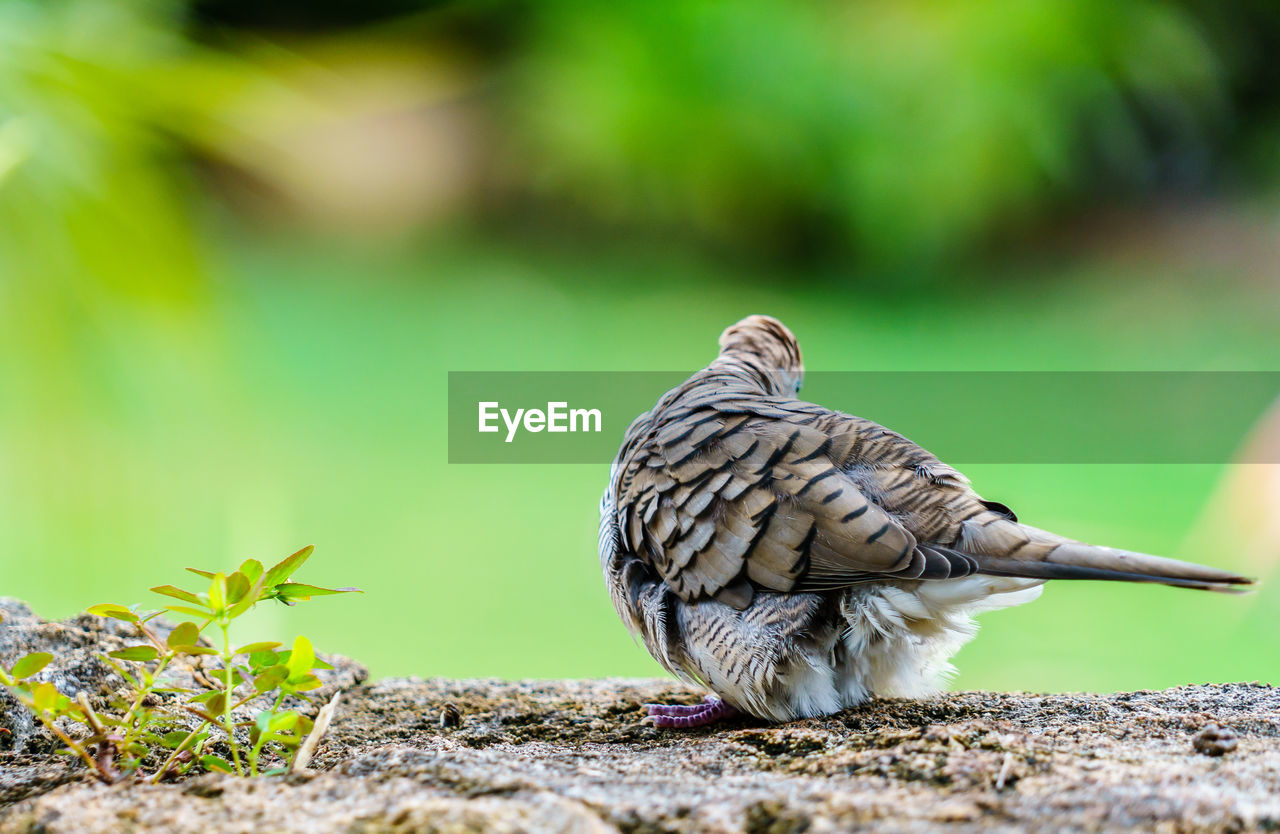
[0,545,359,782]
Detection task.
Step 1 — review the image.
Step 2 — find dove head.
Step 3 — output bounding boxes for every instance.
[716,315,805,396]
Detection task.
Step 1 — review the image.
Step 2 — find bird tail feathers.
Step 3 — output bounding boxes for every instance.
[970,522,1254,593]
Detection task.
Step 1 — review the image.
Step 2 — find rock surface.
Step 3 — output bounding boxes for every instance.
[3,600,1279,832]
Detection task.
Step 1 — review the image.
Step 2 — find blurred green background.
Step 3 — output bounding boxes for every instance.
[2,0,1278,693]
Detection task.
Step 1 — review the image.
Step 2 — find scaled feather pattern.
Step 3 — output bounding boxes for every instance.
[600,315,1252,725]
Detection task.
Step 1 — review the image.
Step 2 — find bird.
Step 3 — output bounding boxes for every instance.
[599,315,1253,728]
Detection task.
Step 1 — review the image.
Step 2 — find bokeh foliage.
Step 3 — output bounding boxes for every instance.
[1,0,1274,272]
[508,0,1225,263]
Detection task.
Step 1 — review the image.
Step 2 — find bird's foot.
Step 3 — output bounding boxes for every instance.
[642,695,739,729]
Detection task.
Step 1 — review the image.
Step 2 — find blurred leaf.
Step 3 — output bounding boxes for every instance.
[208,573,227,612]
[268,711,299,733]
[274,583,361,601]
[200,754,234,774]
[109,646,159,662]
[253,665,289,693]
[164,605,215,620]
[248,650,280,670]
[225,571,251,605]
[264,545,314,588]
[227,578,265,619]
[285,636,315,677]
[239,559,264,583]
[31,682,61,712]
[10,652,52,680]
[167,622,200,649]
[151,586,204,607]
[86,604,137,623]
[173,644,218,656]
[236,642,281,656]
[286,674,322,692]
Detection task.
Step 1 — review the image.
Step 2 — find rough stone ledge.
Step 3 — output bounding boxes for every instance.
[3,600,1279,832]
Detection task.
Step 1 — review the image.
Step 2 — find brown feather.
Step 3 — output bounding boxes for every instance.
[611,314,1253,606]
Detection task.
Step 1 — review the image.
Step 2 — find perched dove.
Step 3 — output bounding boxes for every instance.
[600,315,1252,727]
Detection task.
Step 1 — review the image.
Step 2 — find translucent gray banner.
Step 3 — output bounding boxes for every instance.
[448,372,1280,464]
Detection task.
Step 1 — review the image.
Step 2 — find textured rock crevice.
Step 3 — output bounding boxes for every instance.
[2,599,1279,832]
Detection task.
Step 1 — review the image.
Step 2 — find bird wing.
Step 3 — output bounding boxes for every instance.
[615,396,980,607]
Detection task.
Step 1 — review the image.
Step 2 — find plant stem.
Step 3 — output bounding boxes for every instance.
[219,622,243,775]
[248,735,265,777]
[247,690,289,776]
[35,709,114,783]
[150,719,212,784]
[121,655,169,735]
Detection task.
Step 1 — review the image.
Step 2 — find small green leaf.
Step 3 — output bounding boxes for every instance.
[248,650,280,670]
[11,652,53,680]
[168,622,200,649]
[108,646,160,662]
[207,573,227,612]
[228,570,268,619]
[200,754,235,774]
[239,559,264,583]
[161,731,190,749]
[163,605,215,620]
[188,690,221,703]
[263,545,315,588]
[206,692,227,715]
[274,583,361,600]
[185,567,217,580]
[285,636,315,677]
[150,585,204,606]
[31,682,61,712]
[253,665,289,692]
[286,673,322,691]
[172,644,218,656]
[226,592,261,620]
[86,604,138,623]
[225,572,251,605]
[235,641,281,656]
[268,711,300,733]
